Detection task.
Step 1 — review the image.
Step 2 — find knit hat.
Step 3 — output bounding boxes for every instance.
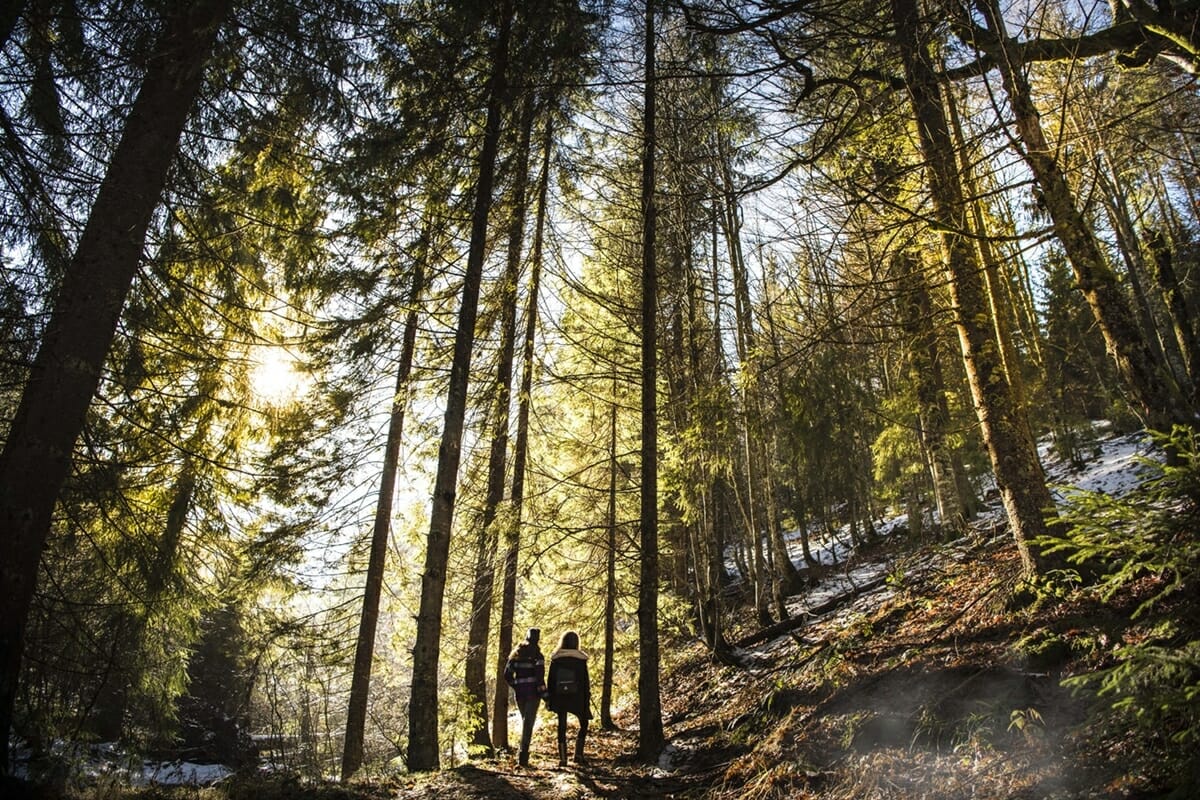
[527,627,540,645]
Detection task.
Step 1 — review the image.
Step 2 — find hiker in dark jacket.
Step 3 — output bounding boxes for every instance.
[546,630,592,767]
[503,627,546,767]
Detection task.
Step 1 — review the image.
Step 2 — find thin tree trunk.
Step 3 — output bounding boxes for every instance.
[0,0,230,771]
[1172,134,1200,222]
[1146,228,1200,402]
[94,465,195,741]
[791,497,818,567]
[1093,154,1176,377]
[974,0,1190,428]
[706,490,733,658]
[601,378,619,730]
[677,212,725,645]
[760,272,826,563]
[720,181,802,600]
[464,97,536,758]
[994,197,1048,375]
[490,112,553,750]
[723,202,778,624]
[894,251,964,534]
[892,0,1053,577]
[637,0,665,762]
[341,215,431,780]
[406,0,513,772]
[1151,171,1185,242]
[945,86,1028,406]
[699,214,734,657]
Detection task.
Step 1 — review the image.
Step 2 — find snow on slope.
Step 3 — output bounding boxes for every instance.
[737,425,1154,663]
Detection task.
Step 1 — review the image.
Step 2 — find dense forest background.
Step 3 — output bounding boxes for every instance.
[2,0,1200,794]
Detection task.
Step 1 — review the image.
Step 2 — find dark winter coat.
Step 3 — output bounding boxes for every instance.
[503,642,546,703]
[546,648,592,719]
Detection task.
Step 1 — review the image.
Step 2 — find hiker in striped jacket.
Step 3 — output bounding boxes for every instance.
[503,627,546,766]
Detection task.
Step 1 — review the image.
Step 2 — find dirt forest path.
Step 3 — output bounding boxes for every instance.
[389,723,712,799]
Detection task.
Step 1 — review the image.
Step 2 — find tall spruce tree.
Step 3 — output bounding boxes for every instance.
[406,0,514,771]
[0,0,233,767]
[637,0,665,762]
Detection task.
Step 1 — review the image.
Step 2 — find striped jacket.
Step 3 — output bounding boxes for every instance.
[503,643,546,703]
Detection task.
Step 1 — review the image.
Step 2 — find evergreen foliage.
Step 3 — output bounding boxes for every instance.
[1038,426,1200,781]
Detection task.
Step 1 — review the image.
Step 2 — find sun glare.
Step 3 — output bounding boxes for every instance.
[250,347,308,406]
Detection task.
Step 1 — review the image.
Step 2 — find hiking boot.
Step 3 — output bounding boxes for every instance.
[518,750,529,768]
[558,741,568,767]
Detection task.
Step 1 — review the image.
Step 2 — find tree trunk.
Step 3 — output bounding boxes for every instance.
[601,378,619,730]
[490,112,553,750]
[637,0,665,762]
[892,0,1053,578]
[1094,156,1176,378]
[0,0,230,771]
[94,465,195,741]
[720,181,802,600]
[974,0,1190,428]
[945,85,1030,407]
[464,97,535,758]
[341,216,430,780]
[894,251,964,534]
[406,0,512,772]
[1146,228,1200,402]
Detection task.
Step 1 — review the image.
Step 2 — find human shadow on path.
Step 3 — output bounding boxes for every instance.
[452,763,536,799]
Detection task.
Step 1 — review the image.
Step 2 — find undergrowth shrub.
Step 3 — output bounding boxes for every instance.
[1035,426,1200,789]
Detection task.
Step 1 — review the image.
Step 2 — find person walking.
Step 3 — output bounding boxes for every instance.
[503,627,547,767]
[546,630,592,767]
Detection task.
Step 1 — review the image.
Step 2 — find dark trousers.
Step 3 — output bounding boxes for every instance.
[517,696,540,759]
[556,710,588,758]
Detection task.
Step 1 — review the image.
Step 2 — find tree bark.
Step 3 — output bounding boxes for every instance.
[0,0,230,771]
[894,251,964,534]
[406,0,513,772]
[719,175,802,602]
[637,0,665,762]
[601,376,619,730]
[891,0,1053,577]
[490,112,553,750]
[973,0,1190,428]
[1095,162,1175,377]
[464,97,536,757]
[341,216,430,780]
[1146,228,1200,402]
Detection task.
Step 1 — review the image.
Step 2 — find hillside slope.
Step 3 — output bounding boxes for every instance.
[33,429,1192,799]
[377,428,1194,799]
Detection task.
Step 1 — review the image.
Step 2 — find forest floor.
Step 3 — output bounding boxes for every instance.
[42,522,1190,800]
[363,533,1185,799]
[40,430,1195,799]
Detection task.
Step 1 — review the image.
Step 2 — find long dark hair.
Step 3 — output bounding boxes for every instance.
[560,630,579,650]
[510,628,541,658]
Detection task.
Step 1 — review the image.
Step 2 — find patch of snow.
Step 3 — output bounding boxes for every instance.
[657,742,680,771]
[135,761,234,786]
[1045,431,1156,499]
[739,425,1157,652]
[7,739,234,789]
